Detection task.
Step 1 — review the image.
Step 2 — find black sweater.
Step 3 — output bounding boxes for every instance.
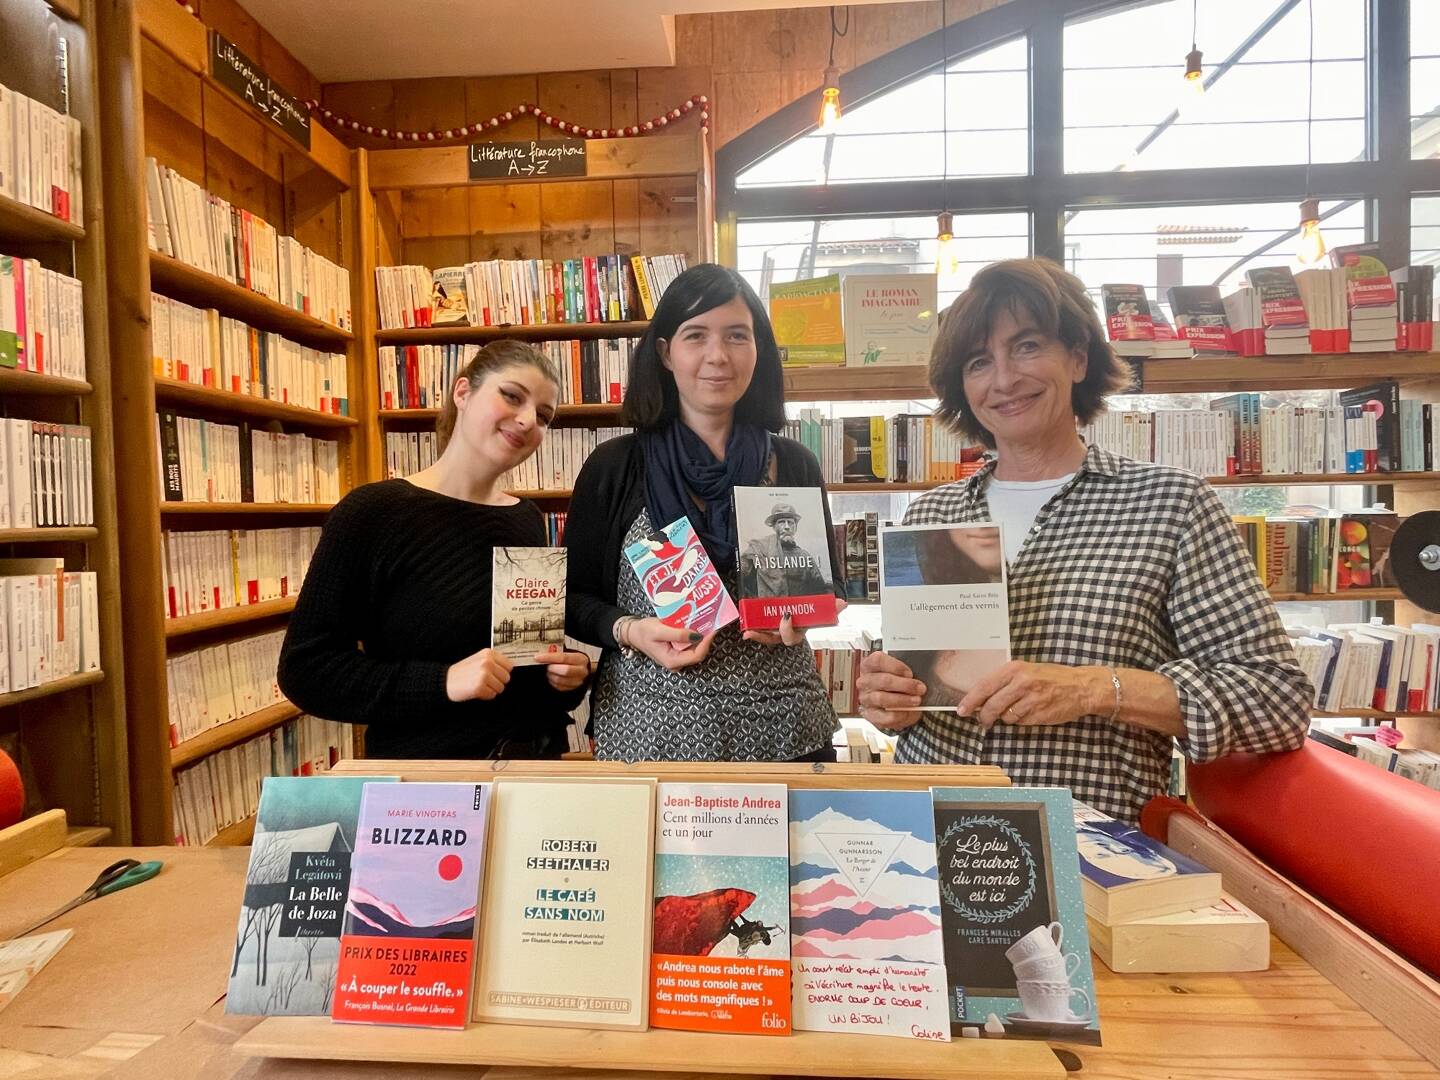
[277,480,585,758]
[565,433,843,649]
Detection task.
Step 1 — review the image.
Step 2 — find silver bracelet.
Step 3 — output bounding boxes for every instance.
[1105,667,1123,723]
[612,615,637,655]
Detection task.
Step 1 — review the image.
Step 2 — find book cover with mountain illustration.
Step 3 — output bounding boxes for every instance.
[331,782,491,1029]
[225,775,397,1017]
[788,789,950,1040]
[650,782,791,1034]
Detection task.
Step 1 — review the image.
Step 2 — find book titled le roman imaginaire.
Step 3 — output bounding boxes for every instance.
[734,486,839,631]
[624,516,739,637]
[226,775,397,1017]
[841,273,938,367]
[491,547,566,665]
[1072,802,1220,924]
[474,777,656,1029]
[650,782,791,1034]
[879,523,1010,711]
[789,789,950,1041]
[331,782,491,1029]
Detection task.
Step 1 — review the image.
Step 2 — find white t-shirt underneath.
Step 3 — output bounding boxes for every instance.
[985,473,1075,563]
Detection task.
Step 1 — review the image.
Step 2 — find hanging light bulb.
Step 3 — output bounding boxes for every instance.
[935,211,959,278]
[819,63,842,133]
[1183,48,1205,99]
[1297,197,1327,265]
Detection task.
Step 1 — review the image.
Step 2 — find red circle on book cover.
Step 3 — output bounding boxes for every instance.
[438,854,463,881]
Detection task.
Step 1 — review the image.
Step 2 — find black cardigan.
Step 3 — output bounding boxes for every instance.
[565,433,844,649]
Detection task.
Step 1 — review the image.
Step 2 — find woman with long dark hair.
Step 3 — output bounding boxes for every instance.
[278,341,592,759]
[565,264,843,762]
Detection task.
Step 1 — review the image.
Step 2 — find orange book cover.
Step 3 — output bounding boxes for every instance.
[650,783,792,1034]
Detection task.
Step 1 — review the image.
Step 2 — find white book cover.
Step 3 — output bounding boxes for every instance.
[490,546,566,665]
[879,523,1010,711]
[0,930,72,1014]
[0,86,13,200]
[842,273,939,367]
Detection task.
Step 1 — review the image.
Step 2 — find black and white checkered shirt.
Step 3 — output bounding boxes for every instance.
[894,443,1312,823]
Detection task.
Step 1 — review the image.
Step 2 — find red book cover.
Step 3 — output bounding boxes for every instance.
[584,256,600,323]
[1244,268,1308,328]
[332,783,491,1029]
[1100,284,1154,342]
[734,486,839,631]
[1330,244,1397,310]
[623,515,739,636]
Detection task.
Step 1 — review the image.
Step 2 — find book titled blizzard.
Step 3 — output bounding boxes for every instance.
[650,783,791,1034]
[331,782,491,1029]
[491,546,566,665]
[879,523,1010,711]
[789,789,950,1042]
[625,516,739,637]
[734,486,838,631]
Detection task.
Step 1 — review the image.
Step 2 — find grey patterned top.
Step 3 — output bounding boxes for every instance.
[590,507,839,761]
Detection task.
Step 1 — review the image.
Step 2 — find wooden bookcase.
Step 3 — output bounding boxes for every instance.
[353,131,713,485]
[0,0,130,842]
[96,0,365,844]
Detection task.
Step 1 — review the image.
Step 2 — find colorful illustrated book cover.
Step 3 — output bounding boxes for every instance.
[769,274,845,367]
[734,485,838,631]
[841,273,938,367]
[880,523,1010,711]
[624,515,739,637]
[789,789,950,1042]
[491,546,566,665]
[474,778,656,1029]
[650,782,791,1034]
[331,782,491,1029]
[931,786,1101,1046]
[226,775,397,1017]
[1072,803,1214,890]
[431,267,470,326]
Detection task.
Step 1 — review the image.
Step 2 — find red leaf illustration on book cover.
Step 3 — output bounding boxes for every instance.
[653,887,756,956]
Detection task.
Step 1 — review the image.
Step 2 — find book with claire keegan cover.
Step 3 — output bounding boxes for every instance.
[491,547,566,665]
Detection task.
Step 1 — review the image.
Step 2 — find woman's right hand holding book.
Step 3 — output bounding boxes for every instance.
[446,648,515,702]
[621,617,716,671]
[857,651,926,730]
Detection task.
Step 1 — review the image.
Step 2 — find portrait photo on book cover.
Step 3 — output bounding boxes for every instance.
[735,490,834,600]
[880,524,1009,711]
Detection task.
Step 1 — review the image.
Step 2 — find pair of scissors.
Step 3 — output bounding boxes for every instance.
[7,858,163,941]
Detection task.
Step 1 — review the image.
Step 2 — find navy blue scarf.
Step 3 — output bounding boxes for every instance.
[641,421,771,571]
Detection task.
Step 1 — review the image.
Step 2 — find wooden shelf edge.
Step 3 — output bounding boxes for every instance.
[65,825,112,847]
[165,597,298,638]
[0,368,94,397]
[171,701,303,769]
[1315,710,1440,719]
[148,253,354,346]
[0,670,104,710]
[154,378,359,427]
[0,192,85,243]
[375,321,648,345]
[1270,589,1406,602]
[207,814,256,846]
[0,527,99,543]
[159,502,336,515]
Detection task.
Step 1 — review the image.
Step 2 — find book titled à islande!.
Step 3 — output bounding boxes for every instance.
[734,486,839,631]
[332,783,491,1029]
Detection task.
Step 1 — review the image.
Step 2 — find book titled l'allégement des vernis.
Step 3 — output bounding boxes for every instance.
[624,515,739,637]
[734,486,838,631]
[331,782,491,1029]
[491,546,566,665]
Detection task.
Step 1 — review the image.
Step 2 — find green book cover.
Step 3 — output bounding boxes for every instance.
[769,274,845,367]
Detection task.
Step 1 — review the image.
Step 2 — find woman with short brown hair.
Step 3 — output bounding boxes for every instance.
[857,257,1311,822]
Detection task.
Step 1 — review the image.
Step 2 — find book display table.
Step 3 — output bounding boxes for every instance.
[0,762,1435,1079]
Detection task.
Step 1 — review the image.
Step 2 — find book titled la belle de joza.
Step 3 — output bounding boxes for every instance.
[331,782,491,1029]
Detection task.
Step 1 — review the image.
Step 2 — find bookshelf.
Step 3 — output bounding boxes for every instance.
[354,130,712,483]
[97,0,362,842]
[1,0,132,842]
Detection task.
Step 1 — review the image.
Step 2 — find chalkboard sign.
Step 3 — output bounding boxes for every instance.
[209,31,312,150]
[933,798,1058,997]
[468,139,587,180]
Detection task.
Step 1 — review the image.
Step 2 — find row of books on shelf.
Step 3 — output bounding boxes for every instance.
[167,629,284,747]
[151,293,350,415]
[172,715,355,846]
[834,513,880,602]
[144,158,352,331]
[1,419,93,529]
[376,253,686,330]
[833,715,897,763]
[161,526,319,620]
[1,255,86,379]
[1104,247,1433,358]
[377,336,634,411]
[1308,720,1440,791]
[787,410,984,484]
[384,430,437,480]
[500,425,632,493]
[0,84,82,224]
[1290,619,1440,714]
[1,565,100,694]
[156,412,340,506]
[1234,508,1395,593]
